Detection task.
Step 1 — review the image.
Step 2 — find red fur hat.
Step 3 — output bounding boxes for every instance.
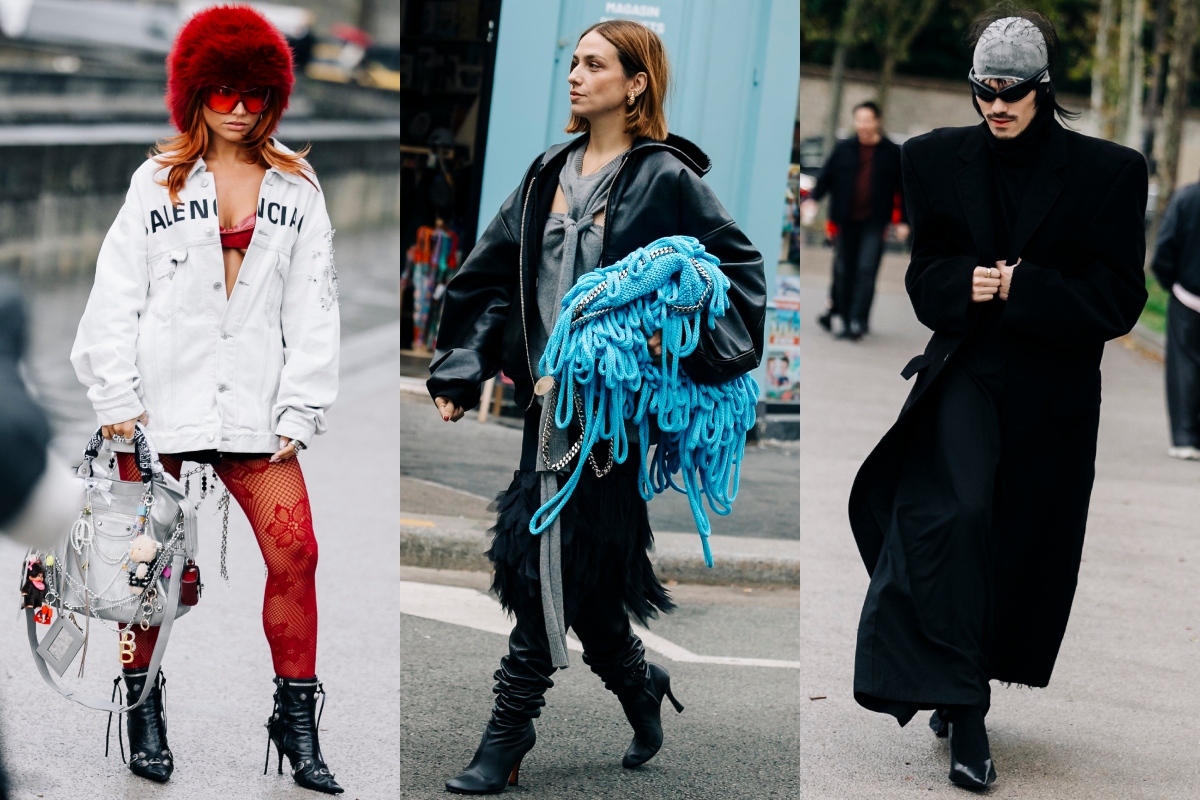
[166,5,295,132]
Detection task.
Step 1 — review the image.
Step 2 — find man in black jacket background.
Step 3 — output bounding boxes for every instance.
[1151,181,1200,460]
[803,101,908,340]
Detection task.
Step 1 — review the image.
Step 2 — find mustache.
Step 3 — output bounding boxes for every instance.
[987,114,1016,121]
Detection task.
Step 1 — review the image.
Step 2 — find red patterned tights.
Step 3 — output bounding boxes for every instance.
[116,452,319,678]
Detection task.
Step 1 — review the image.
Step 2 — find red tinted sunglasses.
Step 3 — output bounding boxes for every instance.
[202,85,271,114]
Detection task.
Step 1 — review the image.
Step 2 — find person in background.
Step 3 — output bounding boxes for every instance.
[0,280,80,800]
[1151,180,1200,460]
[803,101,909,340]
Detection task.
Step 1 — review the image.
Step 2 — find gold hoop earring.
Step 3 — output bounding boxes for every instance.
[627,91,636,106]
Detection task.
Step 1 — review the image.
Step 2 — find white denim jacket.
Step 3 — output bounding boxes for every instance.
[71,147,339,455]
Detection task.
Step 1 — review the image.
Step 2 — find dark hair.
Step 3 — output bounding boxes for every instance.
[968,3,1081,124]
[853,101,881,119]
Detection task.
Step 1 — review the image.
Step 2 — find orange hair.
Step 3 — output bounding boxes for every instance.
[151,92,315,206]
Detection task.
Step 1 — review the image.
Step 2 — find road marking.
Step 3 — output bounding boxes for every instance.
[400,580,799,669]
[400,518,435,527]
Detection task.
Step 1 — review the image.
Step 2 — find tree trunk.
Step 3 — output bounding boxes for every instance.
[1125,0,1145,149]
[823,0,866,159]
[1152,0,1200,239]
[877,50,897,120]
[1115,0,1136,144]
[873,0,937,127]
[1092,0,1116,137]
[1141,0,1170,163]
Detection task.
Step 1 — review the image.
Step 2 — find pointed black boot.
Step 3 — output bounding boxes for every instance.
[115,668,174,783]
[586,635,684,769]
[447,621,555,794]
[265,677,343,794]
[946,706,997,790]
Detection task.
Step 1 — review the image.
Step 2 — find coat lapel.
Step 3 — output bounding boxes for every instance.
[954,125,997,264]
[1008,119,1068,259]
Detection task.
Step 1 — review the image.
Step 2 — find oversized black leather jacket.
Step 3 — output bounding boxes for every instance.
[427,133,767,412]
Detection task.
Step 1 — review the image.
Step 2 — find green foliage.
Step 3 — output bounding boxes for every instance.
[1142,270,1169,334]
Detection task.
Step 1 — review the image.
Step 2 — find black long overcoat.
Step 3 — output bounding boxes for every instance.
[848,119,1148,688]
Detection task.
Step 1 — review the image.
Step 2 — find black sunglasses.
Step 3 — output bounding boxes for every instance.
[968,66,1049,103]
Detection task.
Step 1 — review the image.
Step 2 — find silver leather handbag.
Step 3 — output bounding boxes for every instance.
[24,424,198,712]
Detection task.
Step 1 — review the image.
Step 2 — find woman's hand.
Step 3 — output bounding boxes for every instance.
[434,396,465,422]
[971,266,1001,303]
[648,331,667,357]
[270,437,299,463]
[101,412,147,441]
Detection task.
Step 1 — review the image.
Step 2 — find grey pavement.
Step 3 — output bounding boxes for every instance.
[399,389,800,542]
[799,245,1200,798]
[0,228,401,798]
[400,570,800,799]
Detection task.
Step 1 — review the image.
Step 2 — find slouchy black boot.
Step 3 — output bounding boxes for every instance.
[114,668,174,783]
[946,706,996,790]
[265,677,343,794]
[446,623,554,794]
[586,634,684,769]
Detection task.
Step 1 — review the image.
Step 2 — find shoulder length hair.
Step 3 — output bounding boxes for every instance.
[565,19,670,141]
[151,92,315,206]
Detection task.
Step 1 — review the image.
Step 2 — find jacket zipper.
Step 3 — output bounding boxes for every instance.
[518,171,537,409]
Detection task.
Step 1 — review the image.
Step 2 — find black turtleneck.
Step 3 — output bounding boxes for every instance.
[985,105,1053,264]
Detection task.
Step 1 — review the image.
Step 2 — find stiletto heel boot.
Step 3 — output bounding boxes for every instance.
[947,706,997,790]
[264,677,343,794]
[447,621,555,794]
[445,721,535,794]
[114,668,174,783]
[586,634,684,769]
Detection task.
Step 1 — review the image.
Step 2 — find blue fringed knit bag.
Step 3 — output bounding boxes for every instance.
[529,235,759,567]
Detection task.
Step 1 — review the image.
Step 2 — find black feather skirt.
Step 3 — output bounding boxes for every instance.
[486,446,674,626]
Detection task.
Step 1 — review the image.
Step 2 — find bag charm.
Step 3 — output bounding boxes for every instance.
[180,560,202,606]
[20,558,47,609]
[127,534,162,593]
[118,629,137,665]
[33,604,53,624]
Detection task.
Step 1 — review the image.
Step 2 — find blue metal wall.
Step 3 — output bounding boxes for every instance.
[477,0,799,302]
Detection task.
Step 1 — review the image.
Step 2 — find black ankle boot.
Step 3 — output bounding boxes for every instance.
[586,635,684,769]
[265,677,343,795]
[929,708,950,738]
[111,668,173,783]
[445,719,536,795]
[447,625,554,795]
[946,706,996,790]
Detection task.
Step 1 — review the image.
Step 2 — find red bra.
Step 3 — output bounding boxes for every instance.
[220,213,256,250]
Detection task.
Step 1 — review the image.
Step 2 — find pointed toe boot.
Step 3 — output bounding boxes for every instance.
[265,677,344,794]
[119,669,174,783]
[447,623,555,794]
[586,634,684,769]
[947,706,997,790]
[445,721,536,794]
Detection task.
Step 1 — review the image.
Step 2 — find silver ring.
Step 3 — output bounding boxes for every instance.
[112,435,128,443]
